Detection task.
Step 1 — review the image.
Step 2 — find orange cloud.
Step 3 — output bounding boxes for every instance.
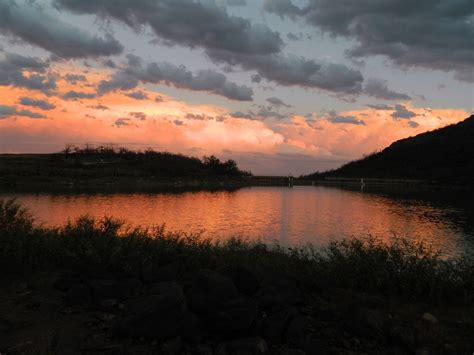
[0,64,470,174]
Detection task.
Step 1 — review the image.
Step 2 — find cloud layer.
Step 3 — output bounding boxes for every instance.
[264,0,474,81]
[98,55,253,101]
[0,0,123,58]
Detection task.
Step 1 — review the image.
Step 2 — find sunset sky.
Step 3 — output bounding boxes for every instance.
[0,0,472,175]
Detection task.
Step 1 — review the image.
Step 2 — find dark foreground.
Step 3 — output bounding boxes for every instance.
[1,200,473,354]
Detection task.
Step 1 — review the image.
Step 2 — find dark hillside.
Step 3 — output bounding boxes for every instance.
[0,145,251,189]
[307,115,474,184]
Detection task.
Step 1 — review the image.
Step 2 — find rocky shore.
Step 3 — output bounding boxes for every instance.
[1,200,473,354]
[1,263,472,355]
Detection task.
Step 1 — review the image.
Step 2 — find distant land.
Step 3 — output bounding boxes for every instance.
[2,115,473,190]
[0,146,250,190]
[307,115,474,186]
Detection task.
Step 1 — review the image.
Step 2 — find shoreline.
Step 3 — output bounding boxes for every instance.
[1,200,473,354]
[1,177,473,194]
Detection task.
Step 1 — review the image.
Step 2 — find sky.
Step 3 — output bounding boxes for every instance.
[0,0,472,175]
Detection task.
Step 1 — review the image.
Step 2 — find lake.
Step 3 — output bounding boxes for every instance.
[2,186,473,257]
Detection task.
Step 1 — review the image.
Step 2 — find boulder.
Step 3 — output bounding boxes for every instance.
[66,283,92,305]
[53,272,81,292]
[118,278,142,299]
[220,265,260,296]
[345,308,389,340]
[216,337,268,355]
[89,279,122,304]
[187,270,240,314]
[285,315,308,346]
[422,313,438,324]
[114,282,201,341]
[125,283,185,315]
[390,325,417,352]
[255,285,302,313]
[261,307,299,343]
[207,297,258,335]
[141,261,181,283]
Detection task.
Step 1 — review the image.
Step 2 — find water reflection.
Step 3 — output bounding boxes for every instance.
[1,186,473,257]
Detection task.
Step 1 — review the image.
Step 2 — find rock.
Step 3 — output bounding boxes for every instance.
[275,347,307,355]
[216,337,268,355]
[390,326,417,352]
[187,270,240,314]
[119,278,142,299]
[115,308,199,341]
[421,313,438,324]
[206,297,258,335]
[141,261,181,283]
[285,315,308,346]
[53,272,81,292]
[256,285,302,313]
[261,307,299,343]
[100,298,119,309]
[66,283,92,305]
[221,265,260,296]
[0,317,12,334]
[89,279,121,304]
[194,344,214,355]
[125,283,185,315]
[114,283,201,341]
[346,308,388,340]
[161,336,183,355]
[7,341,34,354]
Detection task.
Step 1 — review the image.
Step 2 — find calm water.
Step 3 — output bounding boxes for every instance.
[2,186,474,257]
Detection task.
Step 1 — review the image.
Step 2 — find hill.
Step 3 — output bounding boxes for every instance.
[0,145,251,189]
[307,115,474,185]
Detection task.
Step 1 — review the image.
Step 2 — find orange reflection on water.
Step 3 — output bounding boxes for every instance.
[2,186,471,257]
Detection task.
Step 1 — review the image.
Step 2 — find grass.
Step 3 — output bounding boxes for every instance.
[1,199,473,304]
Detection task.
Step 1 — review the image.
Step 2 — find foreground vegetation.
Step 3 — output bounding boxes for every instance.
[1,199,473,354]
[0,145,251,190]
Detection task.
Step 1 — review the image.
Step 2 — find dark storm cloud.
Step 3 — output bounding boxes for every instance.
[64,74,87,84]
[263,0,474,82]
[0,52,57,94]
[226,0,246,6]
[263,0,304,20]
[207,50,364,94]
[0,1,123,59]
[125,91,149,100]
[87,104,109,111]
[62,90,97,100]
[229,111,254,119]
[129,112,147,120]
[363,79,411,100]
[266,97,292,108]
[18,97,56,110]
[98,55,253,101]
[54,0,282,56]
[185,113,211,121]
[391,104,417,119]
[55,0,364,95]
[367,104,394,110]
[251,74,262,83]
[114,118,130,126]
[103,59,117,68]
[326,110,365,125]
[286,32,301,41]
[0,104,46,119]
[230,106,287,120]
